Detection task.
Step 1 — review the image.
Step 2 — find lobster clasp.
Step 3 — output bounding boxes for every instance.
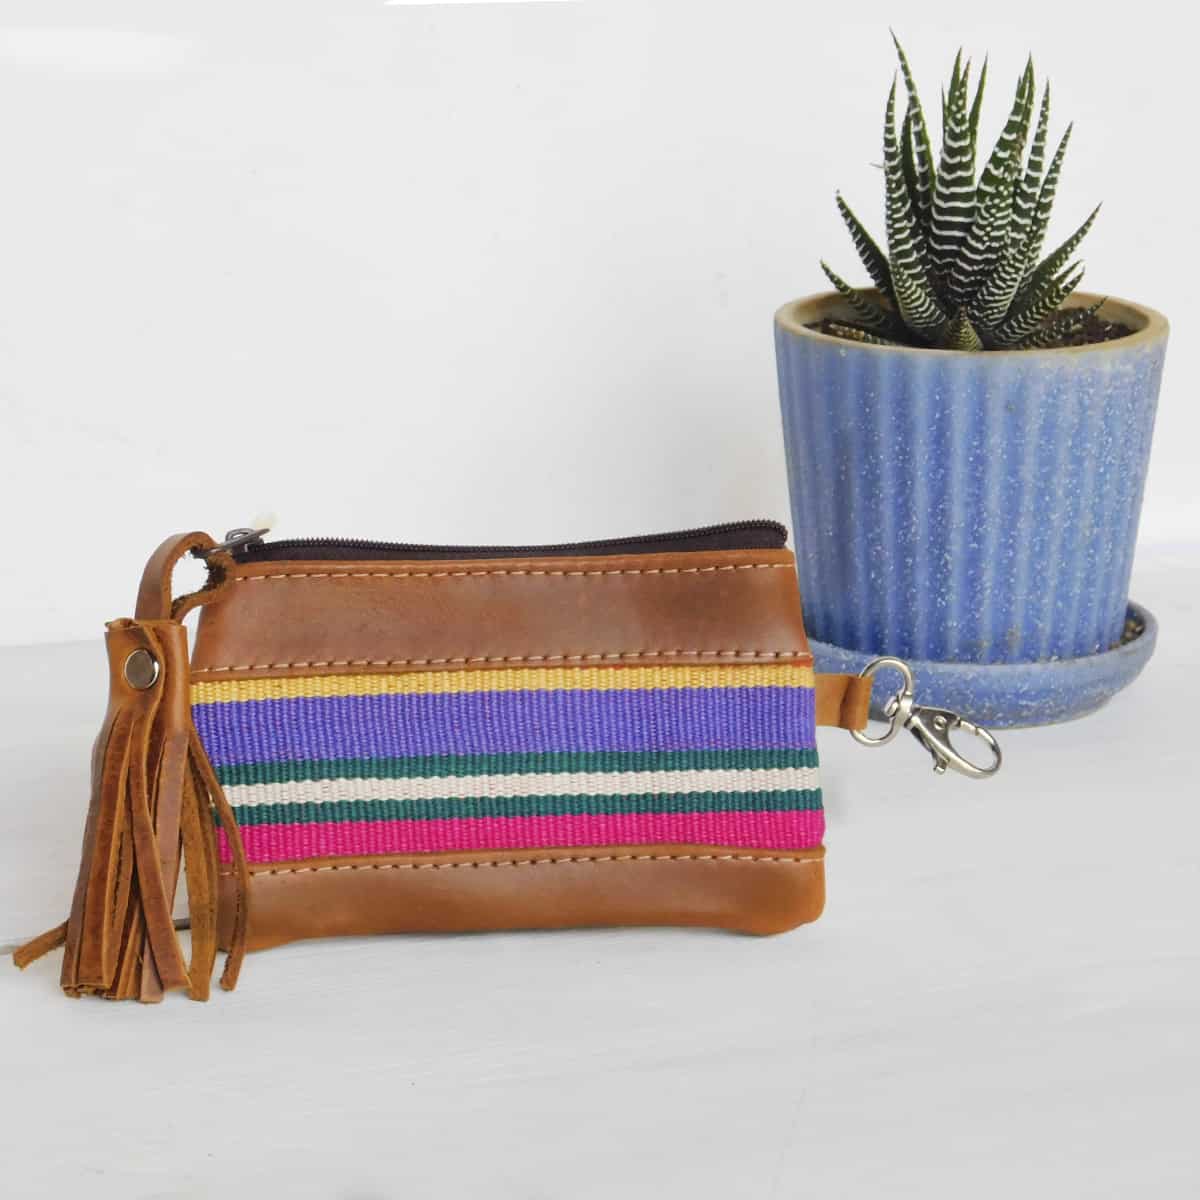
[905,705,1002,779]
[849,657,1002,780]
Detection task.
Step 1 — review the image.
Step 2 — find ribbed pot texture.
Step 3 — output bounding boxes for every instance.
[775,292,1168,665]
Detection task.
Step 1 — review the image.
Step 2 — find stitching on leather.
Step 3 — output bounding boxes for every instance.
[221,852,820,877]
[193,563,803,675]
[192,649,809,675]
[232,563,792,582]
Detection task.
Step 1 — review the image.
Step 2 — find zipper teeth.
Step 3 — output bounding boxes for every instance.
[246,519,788,557]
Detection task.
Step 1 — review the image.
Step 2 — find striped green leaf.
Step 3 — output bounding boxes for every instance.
[1010,81,1050,259]
[929,57,975,280]
[993,264,1084,347]
[941,308,984,351]
[820,260,898,333]
[824,322,906,346]
[891,264,948,339]
[883,79,946,336]
[968,55,988,155]
[1014,297,1105,349]
[1019,203,1101,301]
[836,192,893,298]
[1021,122,1073,289]
[891,32,936,228]
[948,61,1032,307]
[901,107,921,230]
[968,237,1027,332]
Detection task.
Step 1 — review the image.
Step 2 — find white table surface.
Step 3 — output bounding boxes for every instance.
[2,547,1197,1199]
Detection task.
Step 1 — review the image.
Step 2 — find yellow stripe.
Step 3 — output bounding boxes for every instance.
[190,663,815,705]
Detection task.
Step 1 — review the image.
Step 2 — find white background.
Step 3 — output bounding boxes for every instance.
[1,5,1198,1197]
[0,0,1195,642]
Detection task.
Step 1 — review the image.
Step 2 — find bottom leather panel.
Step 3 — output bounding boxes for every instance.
[216,844,826,952]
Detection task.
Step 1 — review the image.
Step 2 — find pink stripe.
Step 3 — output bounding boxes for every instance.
[221,810,825,863]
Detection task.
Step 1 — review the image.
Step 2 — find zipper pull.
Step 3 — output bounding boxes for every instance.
[205,520,273,558]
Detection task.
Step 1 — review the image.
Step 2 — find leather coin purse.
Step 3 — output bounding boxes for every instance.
[14,520,998,1002]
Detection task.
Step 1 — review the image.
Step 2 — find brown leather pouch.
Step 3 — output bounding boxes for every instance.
[13,520,888,1002]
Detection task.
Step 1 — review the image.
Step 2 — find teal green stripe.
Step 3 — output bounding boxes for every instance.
[215,747,820,788]
[229,789,823,828]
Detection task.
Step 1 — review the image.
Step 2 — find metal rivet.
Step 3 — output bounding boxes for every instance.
[123,648,160,690]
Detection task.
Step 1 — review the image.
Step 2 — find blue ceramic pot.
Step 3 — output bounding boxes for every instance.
[774,291,1168,727]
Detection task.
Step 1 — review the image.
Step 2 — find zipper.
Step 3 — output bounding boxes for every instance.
[226,519,788,564]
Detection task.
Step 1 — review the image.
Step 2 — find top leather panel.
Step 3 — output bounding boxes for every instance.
[190,549,811,680]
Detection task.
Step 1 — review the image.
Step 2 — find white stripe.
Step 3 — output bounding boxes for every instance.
[225,766,822,809]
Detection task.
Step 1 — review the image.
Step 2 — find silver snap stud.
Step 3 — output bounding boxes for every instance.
[123,648,160,690]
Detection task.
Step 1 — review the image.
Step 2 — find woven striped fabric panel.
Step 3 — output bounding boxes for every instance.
[190,664,822,864]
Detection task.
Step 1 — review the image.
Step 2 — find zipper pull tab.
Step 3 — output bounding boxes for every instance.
[848,656,1003,779]
[208,527,270,556]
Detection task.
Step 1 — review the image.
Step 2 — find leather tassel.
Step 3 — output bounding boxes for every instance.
[13,533,248,1002]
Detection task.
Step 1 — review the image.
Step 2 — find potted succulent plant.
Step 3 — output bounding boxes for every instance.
[774,36,1168,727]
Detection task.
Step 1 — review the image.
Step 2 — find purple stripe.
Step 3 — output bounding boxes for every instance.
[194,686,817,767]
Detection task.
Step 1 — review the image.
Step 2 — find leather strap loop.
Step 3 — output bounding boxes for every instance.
[814,672,872,731]
[134,531,235,623]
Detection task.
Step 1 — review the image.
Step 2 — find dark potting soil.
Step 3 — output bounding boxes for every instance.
[808,312,1135,350]
[1051,312,1135,347]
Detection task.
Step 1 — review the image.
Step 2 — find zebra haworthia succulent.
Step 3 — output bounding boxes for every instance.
[821,35,1102,351]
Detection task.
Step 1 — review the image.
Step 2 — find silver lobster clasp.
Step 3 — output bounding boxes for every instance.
[849,657,1002,780]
